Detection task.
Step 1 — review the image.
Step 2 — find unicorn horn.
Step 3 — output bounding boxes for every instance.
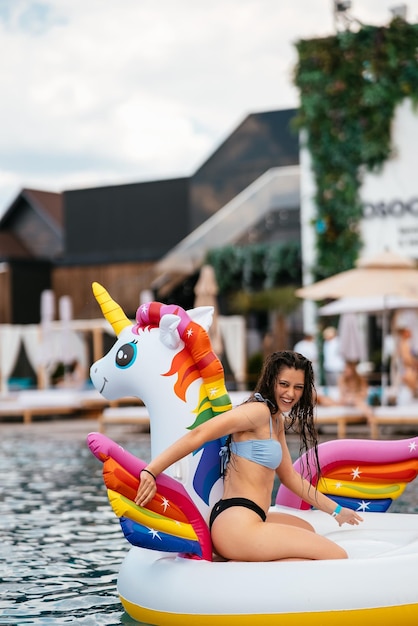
[92,282,132,336]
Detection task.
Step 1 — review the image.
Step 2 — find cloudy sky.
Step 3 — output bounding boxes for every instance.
[0,0,417,216]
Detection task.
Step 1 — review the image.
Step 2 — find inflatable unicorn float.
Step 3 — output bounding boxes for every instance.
[87,282,418,625]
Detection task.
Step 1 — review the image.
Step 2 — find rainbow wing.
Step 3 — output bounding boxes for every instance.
[276,436,418,513]
[108,489,203,556]
[87,432,213,560]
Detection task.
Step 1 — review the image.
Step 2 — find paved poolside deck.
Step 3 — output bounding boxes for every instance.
[2,413,415,445]
[0,416,150,443]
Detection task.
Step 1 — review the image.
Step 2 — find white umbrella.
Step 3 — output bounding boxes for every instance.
[319,295,418,316]
[59,295,75,383]
[39,289,55,388]
[297,250,418,300]
[194,265,223,357]
[337,313,367,363]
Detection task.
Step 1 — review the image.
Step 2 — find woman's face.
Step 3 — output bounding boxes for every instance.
[274,367,305,413]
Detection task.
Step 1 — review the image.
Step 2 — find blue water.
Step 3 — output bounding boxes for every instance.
[0,423,151,625]
[1,421,417,625]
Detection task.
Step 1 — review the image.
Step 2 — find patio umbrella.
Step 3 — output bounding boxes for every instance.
[318,295,418,316]
[296,250,418,300]
[337,312,367,363]
[194,265,223,357]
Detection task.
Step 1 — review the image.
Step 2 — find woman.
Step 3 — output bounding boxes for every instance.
[395,327,418,398]
[322,326,344,387]
[337,360,374,420]
[135,351,363,561]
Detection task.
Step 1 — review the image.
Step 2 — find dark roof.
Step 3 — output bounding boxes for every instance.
[23,189,63,228]
[0,188,64,260]
[189,108,299,229]
[0,231,32,259]
[62,177,190,264]
[0,188,63,230]
[194,109,299,176]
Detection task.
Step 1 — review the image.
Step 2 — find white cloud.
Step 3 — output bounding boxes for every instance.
[0,0,417,214]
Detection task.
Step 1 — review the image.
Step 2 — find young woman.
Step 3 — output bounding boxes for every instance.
[394,327,418,398]
[337,360,374,420]
[135,351,363,561]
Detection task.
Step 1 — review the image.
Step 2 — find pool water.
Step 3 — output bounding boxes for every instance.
[1,421,417,625]
[0,424,151,626]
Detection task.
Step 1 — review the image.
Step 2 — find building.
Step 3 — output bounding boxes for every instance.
[0,108,300,325]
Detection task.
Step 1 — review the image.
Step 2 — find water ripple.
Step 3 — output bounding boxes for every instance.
[0,432,149,625]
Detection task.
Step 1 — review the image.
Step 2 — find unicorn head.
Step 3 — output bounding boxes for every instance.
[90,282,231,519]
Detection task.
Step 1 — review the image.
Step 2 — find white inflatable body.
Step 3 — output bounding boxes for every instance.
[87,283,418,625]
[118,509,418,625]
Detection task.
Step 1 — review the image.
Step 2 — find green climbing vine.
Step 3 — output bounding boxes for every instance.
[293,17,418,280]
[206,241,301,293]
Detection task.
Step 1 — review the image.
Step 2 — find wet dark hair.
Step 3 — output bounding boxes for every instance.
[250,350,320,482]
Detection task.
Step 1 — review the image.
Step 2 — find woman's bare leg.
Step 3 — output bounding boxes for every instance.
[211,507,347,561]
[266,509,315,532]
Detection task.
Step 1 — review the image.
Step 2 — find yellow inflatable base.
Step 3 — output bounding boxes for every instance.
[121,596,418,625]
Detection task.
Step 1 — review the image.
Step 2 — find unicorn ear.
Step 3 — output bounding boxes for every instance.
[186,306,214,332]
[160,313,182,349]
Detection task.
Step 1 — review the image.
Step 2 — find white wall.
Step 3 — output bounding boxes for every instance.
[360,98,418,259]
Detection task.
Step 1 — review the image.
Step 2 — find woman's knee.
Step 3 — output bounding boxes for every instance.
[329,544,348,559]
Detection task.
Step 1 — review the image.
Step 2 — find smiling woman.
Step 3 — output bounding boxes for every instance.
[135,349,363,563]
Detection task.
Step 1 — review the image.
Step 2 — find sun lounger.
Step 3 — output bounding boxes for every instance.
[315,406,367,438]
[0,389,84,424]
[98,405,150,433]
[368,404,418,439]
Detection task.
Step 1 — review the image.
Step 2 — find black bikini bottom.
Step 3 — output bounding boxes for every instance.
[209,497,267,529]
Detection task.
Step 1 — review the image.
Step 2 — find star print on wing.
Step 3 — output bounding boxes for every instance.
[186,328,193,339]
[356,501,371,512]
[160,497,170,512]
[140,304,149,315]
[351,467,361,480]
[409,441,417,452]
[209,387,219,397]
[335,482,342,489]
[148,528,162,540]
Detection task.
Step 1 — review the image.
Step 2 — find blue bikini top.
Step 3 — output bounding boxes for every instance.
[228,393,282,470]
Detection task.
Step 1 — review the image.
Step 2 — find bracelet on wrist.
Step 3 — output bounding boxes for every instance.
[141,468,156,481]
[331,504,342,518]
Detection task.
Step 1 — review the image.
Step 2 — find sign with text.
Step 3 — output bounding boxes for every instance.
[360,99,418,260]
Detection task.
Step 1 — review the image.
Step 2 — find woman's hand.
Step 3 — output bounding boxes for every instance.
[135,469,157,507]
[335,506,364,527]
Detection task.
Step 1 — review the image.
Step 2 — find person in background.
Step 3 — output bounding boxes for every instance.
[135,351,363,562]
[394,327,418,400]
[337,360,374,420]
[322,326,344,387]
[294,332,319,382]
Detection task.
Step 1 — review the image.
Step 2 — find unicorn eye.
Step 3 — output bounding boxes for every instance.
[115,342,137,368]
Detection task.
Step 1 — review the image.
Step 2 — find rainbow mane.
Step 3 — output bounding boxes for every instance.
[134,301,232,417]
